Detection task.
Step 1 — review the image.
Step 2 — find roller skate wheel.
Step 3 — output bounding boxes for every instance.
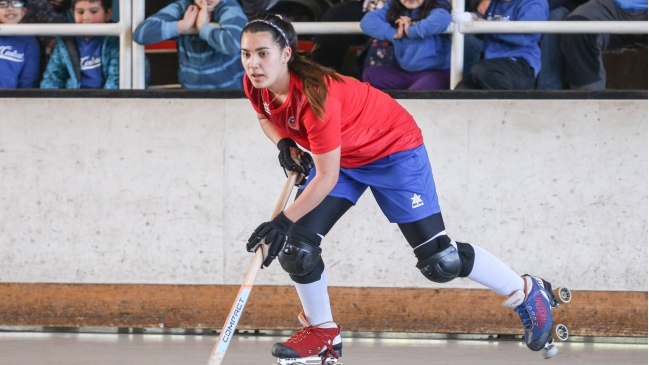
[555,324,569,341]
[555,287,572,304]
[542,344,559,359]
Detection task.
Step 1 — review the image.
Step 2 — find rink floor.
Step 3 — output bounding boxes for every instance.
[1,330,647,365]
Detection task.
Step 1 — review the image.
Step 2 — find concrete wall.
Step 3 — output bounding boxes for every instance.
[0,98,646,291]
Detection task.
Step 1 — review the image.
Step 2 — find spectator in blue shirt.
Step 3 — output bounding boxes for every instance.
[360,0,452,90]
[452,0,549,90]
[0,0,41,88]
[133,0,247,89]
[560,0,647,89]
[40,0,120,89]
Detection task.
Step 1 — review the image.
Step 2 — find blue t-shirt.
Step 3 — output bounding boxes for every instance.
[76,36,104,89]
[0,36,40,88]
[481,0,548,76]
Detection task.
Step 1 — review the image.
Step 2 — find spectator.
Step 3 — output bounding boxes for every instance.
[452,0,549,90]
[0,0,41,88]
[560,0,647,89]
[360,0,452,90]
[535,0,588,89]
[133,0,247,89]
[40,0,119,89]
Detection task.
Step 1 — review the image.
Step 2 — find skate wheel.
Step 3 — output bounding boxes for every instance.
[555,324,569,341]
[553,287,572,304]
[542,344,559,359]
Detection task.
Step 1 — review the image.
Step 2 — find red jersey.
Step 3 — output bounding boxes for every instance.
[243,73,423,169]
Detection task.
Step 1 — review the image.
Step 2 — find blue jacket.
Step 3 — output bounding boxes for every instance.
[133,0,247,89]
[360,1,452,72]
[41,36,120,89]
[0,35,40,88]
[479,0,548,76]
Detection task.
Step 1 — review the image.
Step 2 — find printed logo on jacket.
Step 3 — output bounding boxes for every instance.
[80,56,102,70]
[0,46,24,63]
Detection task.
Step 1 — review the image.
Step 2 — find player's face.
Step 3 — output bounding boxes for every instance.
[399,0,424,9]
[0,1,27,24]
[241,31,291,90]
[73,0,112,24]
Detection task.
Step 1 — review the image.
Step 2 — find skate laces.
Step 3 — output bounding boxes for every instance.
[288,325,340,365]
[514,304,534,331]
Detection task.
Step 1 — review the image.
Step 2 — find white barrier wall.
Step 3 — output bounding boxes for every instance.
[0,98,646,291]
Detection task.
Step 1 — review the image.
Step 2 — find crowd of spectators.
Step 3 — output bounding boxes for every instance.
[0,0,646,90]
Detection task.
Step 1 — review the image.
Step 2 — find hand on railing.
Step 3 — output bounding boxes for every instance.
[451,11,476,23]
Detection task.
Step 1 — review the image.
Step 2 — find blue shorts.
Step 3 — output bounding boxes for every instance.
[300,144,441,224]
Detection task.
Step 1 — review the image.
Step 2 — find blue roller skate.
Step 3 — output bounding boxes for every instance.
[503,275,571,359]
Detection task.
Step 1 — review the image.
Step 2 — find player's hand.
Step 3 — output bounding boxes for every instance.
[277,138,314,185]
[178,5,198,33]
[247,212,293,267]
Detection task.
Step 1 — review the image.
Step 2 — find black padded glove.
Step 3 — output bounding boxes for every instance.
[246,212,293,267]
[277,138,314,184]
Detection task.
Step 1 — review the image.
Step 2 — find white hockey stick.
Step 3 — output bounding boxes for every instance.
[206,171,299,365]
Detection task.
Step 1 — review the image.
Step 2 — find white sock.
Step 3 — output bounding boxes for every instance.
[466,244,524,297]
[294,269,335,326]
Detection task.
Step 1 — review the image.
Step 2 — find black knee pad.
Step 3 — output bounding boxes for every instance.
[414,235,475,283]
[278,223,323,278]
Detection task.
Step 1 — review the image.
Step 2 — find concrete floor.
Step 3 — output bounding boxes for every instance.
[0,331,646,365]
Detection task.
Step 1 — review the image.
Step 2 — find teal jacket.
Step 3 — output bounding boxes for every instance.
[41,35,120,89]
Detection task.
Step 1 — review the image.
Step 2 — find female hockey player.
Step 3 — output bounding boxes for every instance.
[241,13,562,365]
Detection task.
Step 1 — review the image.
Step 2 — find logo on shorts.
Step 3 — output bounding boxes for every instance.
[288,116,298,130]
[411,193,424,209]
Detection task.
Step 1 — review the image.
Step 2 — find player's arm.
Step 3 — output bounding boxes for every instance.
[283,146,341,222]
[257,112,283,144]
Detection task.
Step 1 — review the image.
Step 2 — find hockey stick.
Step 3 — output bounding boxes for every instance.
[206,171,299,365]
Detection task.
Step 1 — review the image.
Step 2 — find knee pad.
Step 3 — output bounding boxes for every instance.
[413,235,475,283]
[278,224,323,277]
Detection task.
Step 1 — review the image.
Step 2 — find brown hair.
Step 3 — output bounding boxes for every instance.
[242,13,342,120]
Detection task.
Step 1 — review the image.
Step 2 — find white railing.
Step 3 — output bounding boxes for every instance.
[0,0,646,89]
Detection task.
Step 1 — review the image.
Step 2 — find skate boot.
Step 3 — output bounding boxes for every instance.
[272,312,342,365]
[503,275,557,358]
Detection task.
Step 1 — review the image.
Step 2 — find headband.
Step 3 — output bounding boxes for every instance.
[248,19,290,47]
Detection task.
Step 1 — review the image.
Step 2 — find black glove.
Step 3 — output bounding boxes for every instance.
[277,138,314,184]
[246,211,294,267]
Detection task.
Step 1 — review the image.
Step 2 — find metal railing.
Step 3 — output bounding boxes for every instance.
[0,0,645,89]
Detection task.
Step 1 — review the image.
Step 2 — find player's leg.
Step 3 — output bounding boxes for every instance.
[272,170,366,364]
[400,216,557,353]
[363,144,556,355]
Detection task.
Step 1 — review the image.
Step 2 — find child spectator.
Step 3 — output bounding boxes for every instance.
[0,0,41,88]
[40,0,119,89]
[453,0,549,90]
[360,0,452,90]
[133,0,247,89]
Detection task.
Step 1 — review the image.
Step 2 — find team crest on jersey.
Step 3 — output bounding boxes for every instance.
[288,116,298,130]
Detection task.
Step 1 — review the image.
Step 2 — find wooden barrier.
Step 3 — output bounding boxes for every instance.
[1,283,645,337]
